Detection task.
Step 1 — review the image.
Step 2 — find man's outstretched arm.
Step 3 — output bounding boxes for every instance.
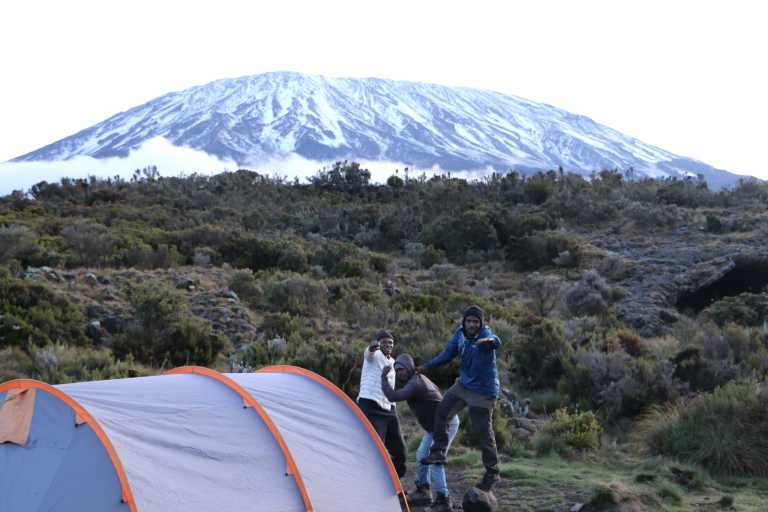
[419,335,459,372]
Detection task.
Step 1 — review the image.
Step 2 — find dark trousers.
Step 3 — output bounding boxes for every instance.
[358,398,407,477]
[430,382,499,474]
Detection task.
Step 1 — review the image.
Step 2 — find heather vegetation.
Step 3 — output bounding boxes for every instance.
[2,162,768,509]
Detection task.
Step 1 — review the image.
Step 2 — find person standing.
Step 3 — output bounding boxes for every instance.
[381,354,459,511]
[418,305,502,492]
[357,330,407,478]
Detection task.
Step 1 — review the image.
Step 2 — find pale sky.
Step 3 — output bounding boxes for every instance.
[1,0,766,181]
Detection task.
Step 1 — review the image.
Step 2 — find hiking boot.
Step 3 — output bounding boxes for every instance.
[419,450,446,465]
[476,470,501,492]
[408,483,433,507]
[430,493,452,512]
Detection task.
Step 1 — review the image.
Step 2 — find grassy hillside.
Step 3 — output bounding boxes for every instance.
[1,163,767,510]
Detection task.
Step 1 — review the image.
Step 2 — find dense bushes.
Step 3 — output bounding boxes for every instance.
[638,381,768,476]
[560,350,683,421]
[112,283,229,367]
[0,344,151,384]
[0,224,40,265]
[507,231,584,271]
[0,270,88,349]
[511,316,568,390]
[2,165,767,454]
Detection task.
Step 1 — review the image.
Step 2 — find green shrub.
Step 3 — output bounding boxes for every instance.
[395,291,444,313]
[156,316,230,367]
[260,312,303,338]
[61,220,116,266]
[638,381,768,476]
[565,270,623,317]
[113,283,228,367]
[424,210,498,260]
[264,275,327,315]
[420,245,445,268]
[0,224,40,265]
[704,294,768,327]
[522,272,563,316]
[368,252,391,274]
[126,283,183,332]
[229,270,263,305]
[0,347,34,381]
[290,338,366,395]
[313,241,368,278]
[507,231,583,271]
[534,408,602,455]
[705,214,723,233]
[29,344,151,384]
[0,270,88,349]
[559,349,682,421]
[511,316,568,390]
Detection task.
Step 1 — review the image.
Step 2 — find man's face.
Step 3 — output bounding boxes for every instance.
[380,337,394,357]
[395,367,410,382]
[464,316,482,337]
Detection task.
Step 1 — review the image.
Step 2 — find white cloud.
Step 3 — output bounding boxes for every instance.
[0,137,501,196]
[0,138,237,195]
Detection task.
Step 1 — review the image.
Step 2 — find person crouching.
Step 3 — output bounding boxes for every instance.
[382,354,460,511]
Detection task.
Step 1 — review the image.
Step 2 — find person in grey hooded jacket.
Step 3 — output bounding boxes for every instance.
[418,305,502,492]
[381,354,459,511]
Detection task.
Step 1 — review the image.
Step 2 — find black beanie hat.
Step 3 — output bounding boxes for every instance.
[376,330,395,342]
[463,305,484,325]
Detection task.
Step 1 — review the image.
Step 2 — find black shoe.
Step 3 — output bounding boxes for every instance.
[431,493,452,512]
[476,470,500,492]
[408,483,433,507]
[419,451,446,465]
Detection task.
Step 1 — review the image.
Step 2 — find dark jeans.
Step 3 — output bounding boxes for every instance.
[430,382,499,474]
[358,398,407,477]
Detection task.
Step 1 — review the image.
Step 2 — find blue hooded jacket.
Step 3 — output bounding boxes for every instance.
[423,323,501,398]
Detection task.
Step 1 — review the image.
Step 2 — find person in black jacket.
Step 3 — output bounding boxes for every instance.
[382,354,459,512]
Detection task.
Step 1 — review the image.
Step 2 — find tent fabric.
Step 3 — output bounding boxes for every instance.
[0,388,36,445]
[0,387,126,512]
[230,369,404,512]
[0,366,407,512]
[60,373,306,512]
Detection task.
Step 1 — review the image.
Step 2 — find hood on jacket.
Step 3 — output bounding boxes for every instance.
[462,304,485,335]
[394,353,415,371]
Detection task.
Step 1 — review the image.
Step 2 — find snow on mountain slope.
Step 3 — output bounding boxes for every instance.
[13,71,745,188]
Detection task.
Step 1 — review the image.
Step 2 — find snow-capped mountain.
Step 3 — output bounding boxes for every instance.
[13,71,745,187]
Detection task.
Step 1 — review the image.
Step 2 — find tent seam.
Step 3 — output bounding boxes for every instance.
[165,366,314,512]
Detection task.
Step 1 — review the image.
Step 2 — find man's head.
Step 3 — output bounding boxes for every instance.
[376,330,395,357]
[394,353,415,381]
[462,304,484,338]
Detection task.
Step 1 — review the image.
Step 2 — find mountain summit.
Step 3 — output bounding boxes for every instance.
[14,71,743,187]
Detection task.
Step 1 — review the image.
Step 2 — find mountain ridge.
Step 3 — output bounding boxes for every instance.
[13,71,746,188]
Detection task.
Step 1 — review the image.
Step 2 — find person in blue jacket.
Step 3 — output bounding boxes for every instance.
[418,304,502,492]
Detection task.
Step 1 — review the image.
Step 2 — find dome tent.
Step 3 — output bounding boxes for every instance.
[0,365,410,512]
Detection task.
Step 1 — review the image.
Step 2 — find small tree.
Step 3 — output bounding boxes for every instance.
[523,272,563,316]
[0,225,39,265]
[61,221,116,266]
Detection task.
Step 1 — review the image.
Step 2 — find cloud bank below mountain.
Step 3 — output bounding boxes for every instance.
[0,137,498,196]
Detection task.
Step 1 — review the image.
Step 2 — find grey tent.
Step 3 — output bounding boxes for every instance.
[0,365,409,512]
